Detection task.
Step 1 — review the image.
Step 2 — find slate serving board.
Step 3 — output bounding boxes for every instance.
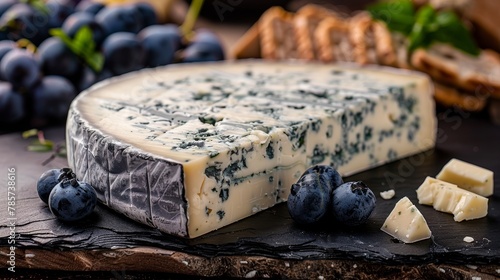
[0,108,499,273]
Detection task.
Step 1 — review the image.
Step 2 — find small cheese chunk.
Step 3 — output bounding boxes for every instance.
[416,177,489,222]
[381,196,432,243]
[436,158,494,196]
[380,189,395,200]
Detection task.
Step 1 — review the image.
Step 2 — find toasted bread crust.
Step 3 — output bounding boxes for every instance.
[233,5,500,112]
[315,17,352,63]
[259,6,297,60]
[293,5,341,60]
[434,82,488,111]
[412,44,500,99]
[231,23,261,59]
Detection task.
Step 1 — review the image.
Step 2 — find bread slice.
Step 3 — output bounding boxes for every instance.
[315,17,354,62]
[412,44,500,99]
[258,6,298,60]
[293,4,343,60]
[434,82,488,112]
[350,12,396,66]
[231,22,261,59]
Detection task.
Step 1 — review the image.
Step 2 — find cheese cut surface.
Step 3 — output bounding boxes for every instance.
[436,158,494,196]
[416,176,488,222]
[381,196,432,243]
[66,61,436,238]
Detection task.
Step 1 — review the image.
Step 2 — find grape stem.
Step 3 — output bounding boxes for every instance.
[16,39,37,54]
[181,0,205,40]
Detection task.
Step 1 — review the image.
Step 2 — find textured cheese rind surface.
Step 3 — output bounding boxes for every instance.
[416,176,488,222]
[66,61,436,238]
[436,158,494,196]
[381,196,432,243]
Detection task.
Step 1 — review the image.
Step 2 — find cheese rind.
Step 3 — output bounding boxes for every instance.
[416,177,488,222]
[436,158,494,196]
[67,61,436,238]
[381,196,432,243]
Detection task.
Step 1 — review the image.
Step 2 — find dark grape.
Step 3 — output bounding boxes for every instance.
[135,2,157,28]
[31,76,76,121]
[37,168,75,204]
[0,40,16,79]
[138,24,181,68]
[46,0,75,29]
[75,0,105,15]
[62,12,105,47]
[38,37,82,81]
[0,31,9,41]
[48,178,97,222]
[183,30,225,63]
[102,32,144,76]
[0,0,16,18]
[0,48,40,90]
[0,82,24,123]
[331,181,376,226]
[0,3,50,46]
[95,5,143,36]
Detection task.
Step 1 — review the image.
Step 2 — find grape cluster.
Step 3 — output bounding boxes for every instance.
[0,0,225,131]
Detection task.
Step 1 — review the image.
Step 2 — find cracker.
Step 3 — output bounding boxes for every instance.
[411,44,500,99]
[350,12,396,66]
[231,22,261,59]
[434,82,488,112]
[315,17,354,63]
[258,6,298,60]
[293,4,342,60]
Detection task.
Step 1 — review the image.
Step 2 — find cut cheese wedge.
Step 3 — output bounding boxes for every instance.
[381,197,432,243]
[416,176,488,222]
[66,61,436,238]
[436,158,494,196]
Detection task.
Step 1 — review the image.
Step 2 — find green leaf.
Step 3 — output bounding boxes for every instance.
[367,0,415,35]
[181,0,205,38]
[74,25,95,52]
[86,52,104,72]
[50,27,104,72]
[408,5,436,54]
[431,11,480,56]
[22,129,38,139]
[28,140,54,152]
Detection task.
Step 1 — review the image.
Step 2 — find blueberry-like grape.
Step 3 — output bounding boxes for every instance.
[31,76,76,121]
[138,24,181,67]
[331,181,376,226]
[183,30,225,63]
[38,37,82,81]
[75,0,105,15]
[303,165,343,191]
[0,82,24,123]
[46,0,75,28]
[0,40,16,79]
[96,5,143,36]
[48,178,97,222]
[0,40,16,57]
[62,11,105,47]
[0,0,16,18]
[135,2,157,28]
[287,174,331,225]
[0,3,50,46]
[102,32,144,76]
[0,48,40,90]
[36,168,75,204]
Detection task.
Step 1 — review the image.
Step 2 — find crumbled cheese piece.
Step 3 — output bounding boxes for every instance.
[463,236,474,243]
[380,189,396,199]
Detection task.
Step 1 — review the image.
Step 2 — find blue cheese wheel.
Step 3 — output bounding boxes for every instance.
[66,60,436,238]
